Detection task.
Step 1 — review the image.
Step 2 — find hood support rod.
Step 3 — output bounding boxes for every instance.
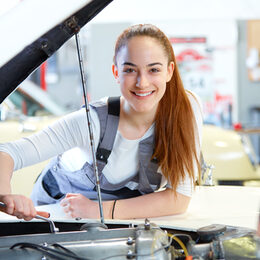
[75,32,104,224]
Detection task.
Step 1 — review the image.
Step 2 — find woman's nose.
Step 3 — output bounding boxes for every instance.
[136,72,149,88]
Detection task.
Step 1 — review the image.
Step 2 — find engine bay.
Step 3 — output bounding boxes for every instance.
[0,219,258,259]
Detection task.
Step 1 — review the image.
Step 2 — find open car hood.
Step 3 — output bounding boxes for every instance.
[0,0,113,103]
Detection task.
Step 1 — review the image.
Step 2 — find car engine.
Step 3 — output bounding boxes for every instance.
[0,218,258,259]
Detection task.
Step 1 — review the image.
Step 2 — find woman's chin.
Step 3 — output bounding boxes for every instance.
[132,104,157,114]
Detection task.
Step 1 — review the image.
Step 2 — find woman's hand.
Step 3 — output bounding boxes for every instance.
[60,193,98,219]
[0,194,37,221]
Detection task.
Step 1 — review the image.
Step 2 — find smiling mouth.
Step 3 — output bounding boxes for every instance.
[133,91,154,97]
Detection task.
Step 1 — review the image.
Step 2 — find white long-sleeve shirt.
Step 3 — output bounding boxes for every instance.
[0,94,203,197]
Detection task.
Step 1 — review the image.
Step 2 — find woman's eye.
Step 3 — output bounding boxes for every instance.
[124,68,135,73]
[150,68,160,73]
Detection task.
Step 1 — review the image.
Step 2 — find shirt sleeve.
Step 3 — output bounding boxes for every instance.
[0,107,100,171]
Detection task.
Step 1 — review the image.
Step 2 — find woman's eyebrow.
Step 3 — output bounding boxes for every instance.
[122,62,163,66]
[122,62,136,66]
[147,62,163,67]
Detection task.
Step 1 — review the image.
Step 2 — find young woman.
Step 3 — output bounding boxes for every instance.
[0,24,203,221]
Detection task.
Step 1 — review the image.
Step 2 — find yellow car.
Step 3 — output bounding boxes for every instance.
[202,124,260,185]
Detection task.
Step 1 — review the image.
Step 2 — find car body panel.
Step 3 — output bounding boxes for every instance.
[202,124,260,182]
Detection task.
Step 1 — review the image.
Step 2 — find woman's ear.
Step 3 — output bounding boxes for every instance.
[112,64,120,83]
[166,61,174,82]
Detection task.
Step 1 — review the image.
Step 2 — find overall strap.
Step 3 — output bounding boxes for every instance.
[95,97,120,166]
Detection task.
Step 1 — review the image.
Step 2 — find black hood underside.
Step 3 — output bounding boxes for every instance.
[0,0,113,104]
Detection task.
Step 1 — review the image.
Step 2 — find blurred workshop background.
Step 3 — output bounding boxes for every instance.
[1,0,260,194]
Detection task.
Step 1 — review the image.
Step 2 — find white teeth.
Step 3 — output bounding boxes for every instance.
[135,91,152,97]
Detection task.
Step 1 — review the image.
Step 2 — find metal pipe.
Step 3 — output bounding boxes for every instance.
[75,32,104,224]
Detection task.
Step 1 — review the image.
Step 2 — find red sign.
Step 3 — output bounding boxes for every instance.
[170,37,207,44]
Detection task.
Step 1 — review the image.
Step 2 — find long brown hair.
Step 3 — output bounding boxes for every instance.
[114,24,200,193]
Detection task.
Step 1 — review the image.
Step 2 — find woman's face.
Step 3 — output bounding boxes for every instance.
[113,36,174,114]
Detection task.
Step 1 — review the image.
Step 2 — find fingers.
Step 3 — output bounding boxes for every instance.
[60,193,95,219]
[60,194,82,219]
[62,205,78,219]
[0,197,14,215]
[60,193,80,209]
[61,200,71,212]
[60,201,74,218]
[65,193,78,198]
[60,197,70,207]
[60,197,72,216]
[14,196,36,220]
[60,194,75,211]
[36,211,50,218]
[0,195,50,220]
[0,194,37,221]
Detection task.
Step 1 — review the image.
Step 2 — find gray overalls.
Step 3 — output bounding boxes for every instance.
[31,97,163,206]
